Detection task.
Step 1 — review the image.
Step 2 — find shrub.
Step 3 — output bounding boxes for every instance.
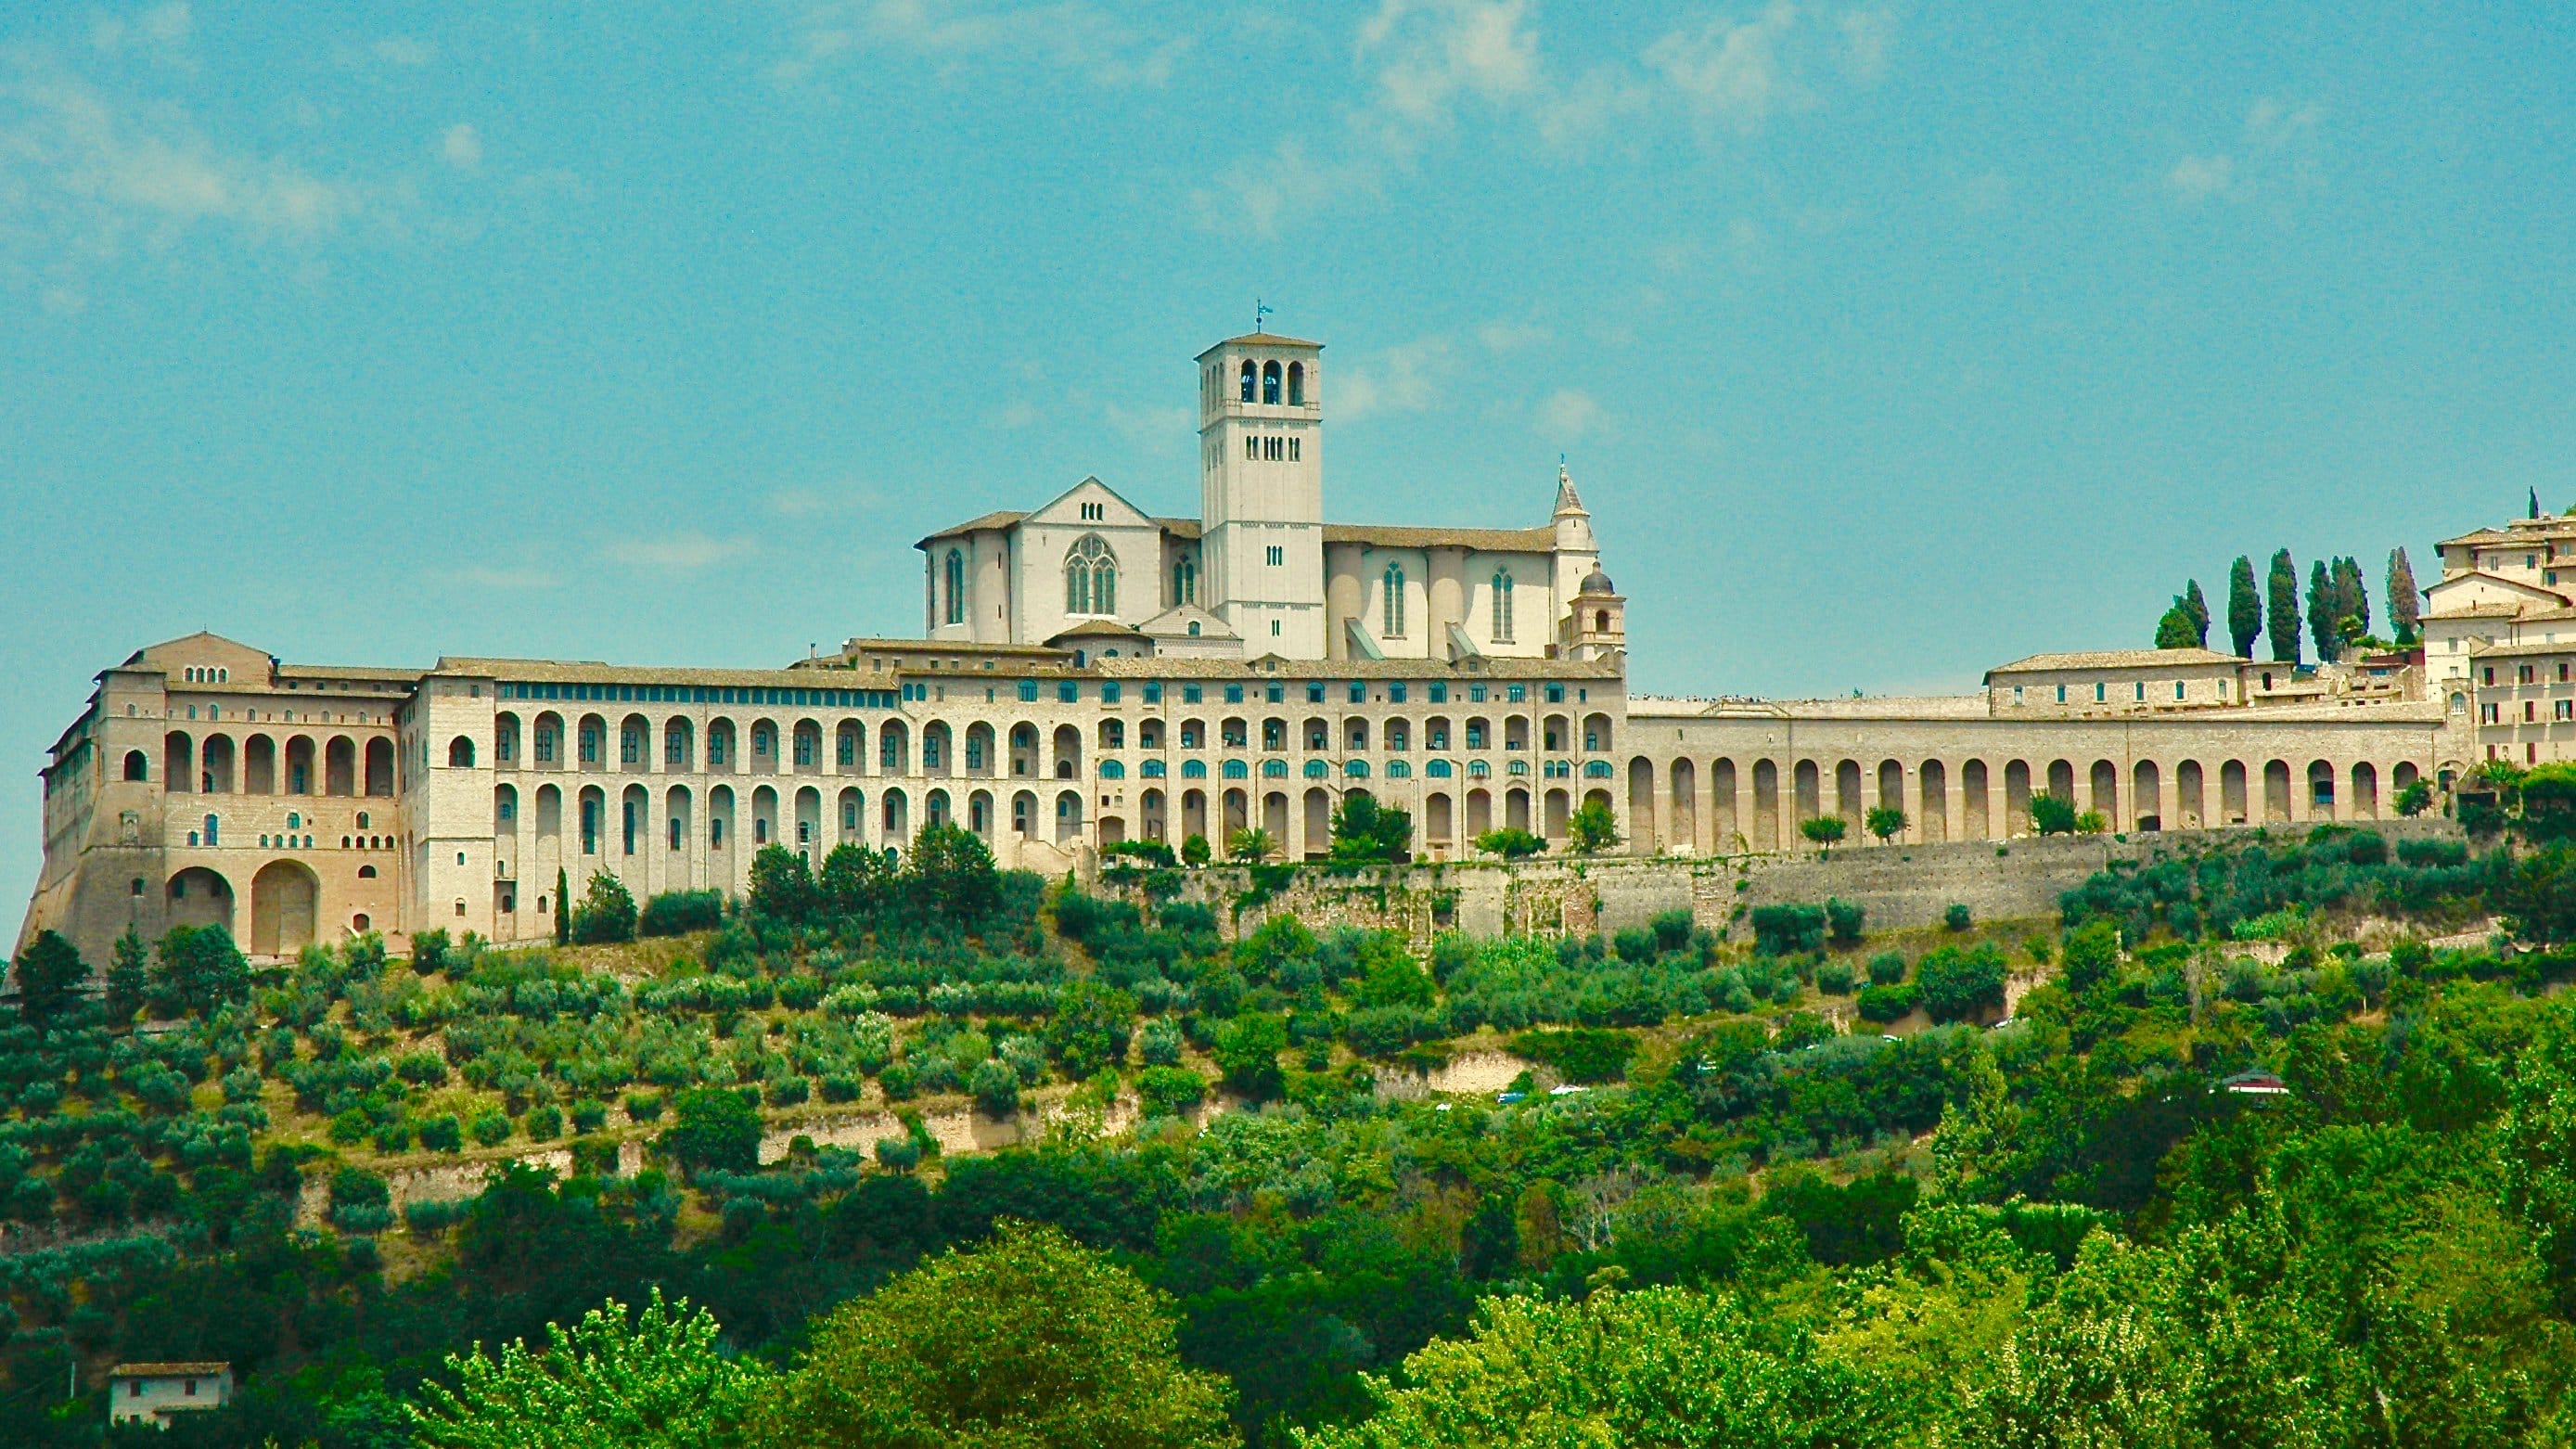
[2060,921,2119,994]
[1917,942,2008,1023]
[2394,779,2434,816]
[1815,959,1856,994]
[523,1105,563,1142]
[1799,816,1848,847]
[1134,1066,1210,1119]
[2345,831,2389,866]
[395,1051,447,1086]
[418,1115,463,1152]
[570,1099,609,1135]
[662,1087,762,1173]
[1866,952,1907,987]
[766,1074,812,1108]
[2397,838,2467,868]
[875,1135,923,1172]
[879,1063,918,1101]
[1508,1028,1638,1084]
[1750,904,1826,955]
[623,1091,665,1122]
[470,1111,515,1147]
[1213,1014,1288,1101]
[1825,899,1865,946]
[1138,1019,1185,1067]
[570,871,639,945]
[1944,903,1972,932]
[372,1121,413,1153]
[1865,806,1906,842]
[328,1109,372,1145]
[1181,834,1212,867]
[1855,983,1920,1022]
[638,890,725,938]
[1474,827,1547,861]
[968,1058,1021,1119]
[220,1067,263,1104]
[820,1074,865,1104]
[570,1137,620,1176]
[2029,792,2079,835]
[410,928,452,977]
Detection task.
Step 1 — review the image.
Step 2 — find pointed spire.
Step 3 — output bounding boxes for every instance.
[1554,461,1586,517]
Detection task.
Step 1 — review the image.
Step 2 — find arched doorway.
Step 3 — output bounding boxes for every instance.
[167,866,234,935]
[250,859,318,956]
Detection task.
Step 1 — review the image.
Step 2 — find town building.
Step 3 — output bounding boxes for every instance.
[11,327,2511,968]
[106,1362,234,1428]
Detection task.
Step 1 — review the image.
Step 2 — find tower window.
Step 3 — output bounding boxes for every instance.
[1288,437,1300,461]
[1173,556,1197,606]
[943,549,966,625]
[1492,571,1515,642]
[1245,436,1258,460]
[1383,562,1405,636]
[1262,360,1281,404]
[1239,360,1256,402]
[1266,545,1284,566]
[1287,361,1304,406]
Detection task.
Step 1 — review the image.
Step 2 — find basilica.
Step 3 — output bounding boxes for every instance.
[14,328,2555,967]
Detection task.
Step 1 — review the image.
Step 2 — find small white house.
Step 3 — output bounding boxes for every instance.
[106,1362,233,1427]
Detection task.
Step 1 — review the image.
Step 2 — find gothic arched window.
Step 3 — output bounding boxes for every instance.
[1492,571,1515,643]
[943,549,966,626]
[1173,555,1197,607]
[1262,361,1282,404]
[1383,562,1405,636]
[1065,534,1118,617]
[1239,360,1256,403]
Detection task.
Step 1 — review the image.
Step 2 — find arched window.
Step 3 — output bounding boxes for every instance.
[1287,362,1304,406]
[1492,571,1515,642]
[1239,360,1256,402]
[448,736,476,768]
[1065,534,1118,617]
[943,548,966,626]
[1262,360,1282,404]
[122,750,148,782]
[1383,562,1405,636]
[1173,556,1197,606]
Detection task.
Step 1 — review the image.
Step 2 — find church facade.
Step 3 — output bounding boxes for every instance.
[12,328,2518,968]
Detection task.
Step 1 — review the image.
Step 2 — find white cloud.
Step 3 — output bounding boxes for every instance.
[1645,2,1804,129]
[1537,387,1605,439]
[372,36,436,67]
[2166,96,2322,205]
[1358,0,1540,139]
[91,3,191,57]
[1335,337,1454,422]
[439,122,481,170]
[609,532,759,570]
[1192,138,1370,239]
[989,399,1043,430]
[1477,317,1550,352]
[1839,6,1894,82]
[771,1,1186,89]
[770,488,835,518]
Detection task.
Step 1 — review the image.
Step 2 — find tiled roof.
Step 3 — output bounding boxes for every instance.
[1984,648,2244,676]
[1197,332,1323,355]
[919,511,1556,554]
[1086,654,1619,681]
[432,657,901,686]
[109,1363,230,1378]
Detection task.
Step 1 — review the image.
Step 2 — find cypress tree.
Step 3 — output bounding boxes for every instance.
[555,866,571,946]
[2184,580,2211,647]
[2156,602,2199,649]
[2309,558,2339,661]
[2389,547,2421,644]
[105,925,148,1026]
[2228,556,2262,657]
[2334,557,2370,642]
[2267,549,2302,663]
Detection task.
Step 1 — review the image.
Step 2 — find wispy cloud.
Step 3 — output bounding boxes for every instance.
[770,487,836,518]
[1336,336,1455,421]
[2168,96,2323,206]
[1107,402,1191,450]
[1538,387,1606,440]
[438,122,481,170]
[372,36,436,68]
[1477,316,1551,352]
[609,532,759,570]
[770,0,1187,89]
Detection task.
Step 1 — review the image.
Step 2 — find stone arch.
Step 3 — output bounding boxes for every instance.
[665,717,695,771]
[1668,757,1698,853]
[796,785,824,856]
[2263,761,2292,822]
[792,718,824,773]
[250,858,319,957]
[1425,790,1453,846]
[325,737,356,795]
[1301,787,1328,853]
[1877,759,1904,833]
[2352,762,2379,818]
[201,734,235,793]
[668,785,695,859]
[1834,759,1863,828]
[2134,760,2161,831]
[1711,757,1739,849]
[2089,760,2119,827]
[578,713,609,769]
[1918,758,1948,841]
[620,714,651,771]
[1960,759,1988,839]
[2393,761,2421,793]
[1012,789,1039,838]
[2045,758,2075,805]
[1581,712,1613,752]
[965,722,996,776]
[1753,759,1781,851]
[536,782,563,841]
[2221,761,2249,824]
[495,783,518,833]
[122,750,149,783]
[1792,759,1820,824]
[164,731,193,792]
[836,786,862,842]
[365,736,394,796]
[2004,760,2032,835]
[1466,787,1493,838]
[710,784,736,853]
[1627,756,1658,852]
[1052,724,1083,779]
[1544,787,1570,840]
[494,713,521,768]
[968,788,993,838]
[534,712,566,769]
[880,787,909,841]
[2174,760,2205,829]
[167,866,233,934]
[244,735,276,794]
[287,735,318,794]
[751,784,778,848]
[879,719,910,775]
[2306,760,2337,819]
[447,735,477,769]
[1507,787,1533,833]
[1057,789,1085,843]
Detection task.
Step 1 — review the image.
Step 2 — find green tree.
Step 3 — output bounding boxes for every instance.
[1328,793,1414,865]
[2267,548,2302,663]
[11,930,85,1026]
[2308,558,2339,662]
[2506,1017,2576,1313]
[2227,555,2262,657]
[2388,546,2421,644]
[554,866,571,945]
[1568,799,1621,854]
[761,1221,1237,1449]
[1296,1285,1889,1449]
[2394,778,2434,816]
[968,1058,1021,1120]
[2028,792,2079,836]
[154,923,249,1016]
[570,870,638,944]
[1227,827,1277,864]
[2183,578,2210,645]
[1865,806,1906,842]
[1180,833,1212,866]
[2154,602,2200,650]
[660,1087,762,1175]
[2059,919,2120,994]
[1044,980,1137,1079]
[819,841,891,917]
[105,925,148,1025]
[2498,844,2576,948]
[747,844,816,923]
[1916,942,2007,1022]
[1213,1014,1288,1101]
[1799,815,1847,847]
[2333,555,2369,642]
[908,822,1001,924]
[1473,827,1546,860]
[410,1288,769,1449]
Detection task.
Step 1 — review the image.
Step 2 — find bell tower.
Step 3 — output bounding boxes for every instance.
[1196,330,1325,658]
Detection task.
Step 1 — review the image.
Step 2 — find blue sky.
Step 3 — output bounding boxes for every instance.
[3,1,2571,940]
